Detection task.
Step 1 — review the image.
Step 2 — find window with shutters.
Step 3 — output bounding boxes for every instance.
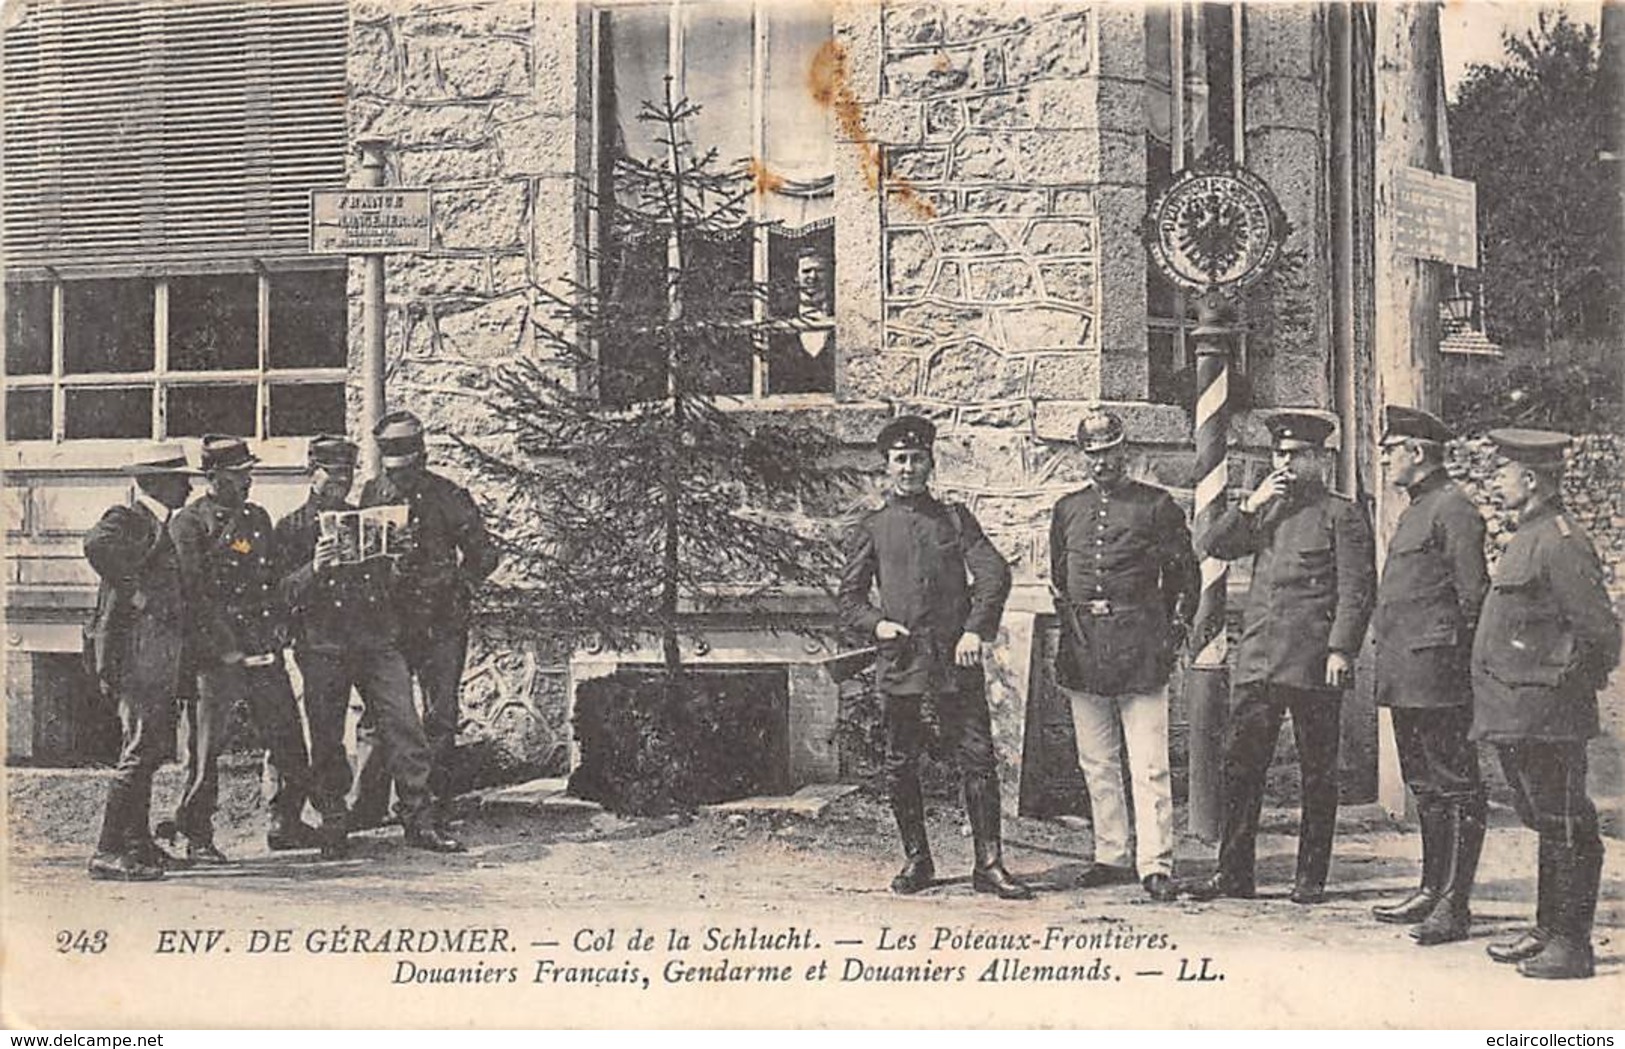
[1,0,348,442]
[593,2,836,404]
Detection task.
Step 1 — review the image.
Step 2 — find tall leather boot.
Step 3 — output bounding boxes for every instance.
[888,778,934,895]
[965,775,1033,901]
[1520,837,1600,980]
[1374,804,1449,923]
[1488,834,1561,963]
[1411,803,1485,945]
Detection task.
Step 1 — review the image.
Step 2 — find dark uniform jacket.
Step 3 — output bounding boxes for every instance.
[84,501,187,707]
[1373,469,1488,708]
[170,494,284,661]
[361,471,496,631]
[1205,480,1376,691]
[1470,500,1621,744]
[273,498,401,654]
[838,492,1012,696]
[1049,479,1199,695]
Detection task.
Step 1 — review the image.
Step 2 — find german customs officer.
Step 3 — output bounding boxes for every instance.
[168,435,318,862]
[1049,408,1198,902]
[84,445,200,881]
[1471,429,1619,980]
[351,410,498,829]
[1189,411,1375,903]
[838,416,1032,900]
[273,437,465,856]
[1369,406,1489,945]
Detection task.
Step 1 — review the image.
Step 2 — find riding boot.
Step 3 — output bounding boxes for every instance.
[1520,837,1601,980]
[1412,803,1484,945]
[965,775,1033,901]
[1489,834,1561,963]
[1373,803,1449,924]
[888,777,934,895]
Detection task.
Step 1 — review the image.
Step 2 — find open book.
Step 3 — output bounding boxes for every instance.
[317,504,410,565]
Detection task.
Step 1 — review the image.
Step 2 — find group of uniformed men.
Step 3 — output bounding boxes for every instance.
[82,397,1616,981]
[839,407,1618,981]
[85,410,495,879]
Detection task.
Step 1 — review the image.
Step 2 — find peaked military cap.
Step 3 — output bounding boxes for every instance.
[1487,427,1571,466]
[1264,410,1337,450]
[1381,405,1454,445]
[308,435,359,470]
[124,442,203,476]
[375,409,427,468]
[876,415,936,454]
[1076,407,1126,453]
[200,434,259,472]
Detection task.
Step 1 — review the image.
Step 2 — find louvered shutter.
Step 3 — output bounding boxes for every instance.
[3,0,346,274]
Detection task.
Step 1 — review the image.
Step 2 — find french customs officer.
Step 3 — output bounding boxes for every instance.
[837,416,1032,900]
[1471,429,1620,980]
[1369,407,1490,945]
[84,445,200,881]
[351,410,498,829]
[1049,408,1198,902]
[168,435,318,863]
[1188,411,1375,904]
[273,437,465,856]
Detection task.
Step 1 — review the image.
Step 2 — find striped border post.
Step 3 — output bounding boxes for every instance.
[1187,292,1234,842]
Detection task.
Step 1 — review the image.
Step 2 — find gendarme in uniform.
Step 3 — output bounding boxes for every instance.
[838,415,1030,900]
[1469,428,1620,980]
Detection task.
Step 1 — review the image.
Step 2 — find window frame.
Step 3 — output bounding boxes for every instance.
[589,0,837,405]
[3,260,347,444]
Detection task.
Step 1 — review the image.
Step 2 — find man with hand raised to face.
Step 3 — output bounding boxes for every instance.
[838,415,1032,900]
[1186,411,1375,905]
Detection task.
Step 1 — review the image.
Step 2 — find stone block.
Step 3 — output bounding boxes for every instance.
[846,352,921,401]
[934,221,1007,254]
[886,299,992,342]
[884,3,946,48]
[433,293,533,360]
[961,187,1048,216]
[866,99,925,143]
[965,259,1037,302]
[933,427,1029,489]
[350,22,399,97]
[1038,260,1096,304]
[1030,441,1091,487]
[1003,11,1090,85]
[1024,218,1095,256]
[966,89,1032,129]
[885,328,936,353]
[1028,351,1100,400]
[980,45,1006,91]
[1244,6,1321,81]
[834,3,884,102]
[1270,351,1331,406]
[945,6,1038,45]
[931,260,964,299]
[1098,347,1148,400]
[959,401,1032,429]
[882,47,976,99]
[404,1,532,38]
[403,34,529,102]
[1033,399,1188,444]
[886,146,948,182]
[388,253,489,298]
[885,186,955,223]
[2,486,28,533]
[886,228,936,297]
[1247,76,1324,134]
[950,131,1019,181]
[490,254,532,296]
[924,98,964,139]
[498,114,575,176]
[435,181,529,251]
[1091,4,1144,80]
[971,492,1051,535]
[395,143,499,184]
[33,482,128,536]
[1051,188,1097,215]
[353,102,493,149]
[1021,128,1137,184]
[998,304,1091,351]
[924,340,1025,401]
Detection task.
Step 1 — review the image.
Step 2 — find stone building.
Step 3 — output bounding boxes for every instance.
[3,0,1439,807]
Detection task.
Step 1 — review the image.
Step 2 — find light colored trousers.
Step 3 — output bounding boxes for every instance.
[1061,683,1174,878]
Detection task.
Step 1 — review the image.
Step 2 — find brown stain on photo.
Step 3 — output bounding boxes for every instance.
[807,38,937,220]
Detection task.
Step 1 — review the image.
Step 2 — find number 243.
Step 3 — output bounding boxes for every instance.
[57,929,108,954]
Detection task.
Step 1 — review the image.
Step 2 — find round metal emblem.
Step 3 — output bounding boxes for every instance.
[1143,166,1288,292]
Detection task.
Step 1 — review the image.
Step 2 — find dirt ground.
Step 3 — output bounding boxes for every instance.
[3,761,1622,1031]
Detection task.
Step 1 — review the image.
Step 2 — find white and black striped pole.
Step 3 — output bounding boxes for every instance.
[1187,290,1233,842]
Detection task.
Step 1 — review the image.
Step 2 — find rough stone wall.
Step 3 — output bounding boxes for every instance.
[346,0,586,772]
